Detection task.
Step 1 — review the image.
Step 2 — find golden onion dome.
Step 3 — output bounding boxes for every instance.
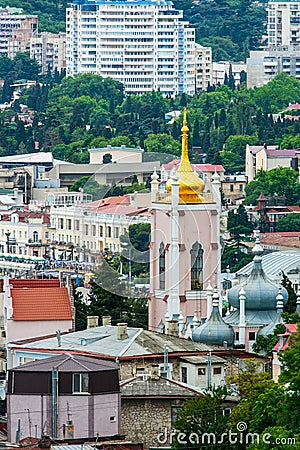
[166,108,205,203]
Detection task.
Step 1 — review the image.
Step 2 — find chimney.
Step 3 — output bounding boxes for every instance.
[102,315,112,326]
[117,322,128,340]
[87,316,99,328]
[167,319,178,336]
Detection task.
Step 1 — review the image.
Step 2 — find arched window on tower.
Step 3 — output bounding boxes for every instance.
[159,242,166,290]
[190,242,203,290]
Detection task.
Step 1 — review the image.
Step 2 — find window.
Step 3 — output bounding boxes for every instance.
[239,184,243,192]
[171,407,182,425]
[67,219,72,230]
[75,220,80,231]
[84,225,89,236]
[230,184,234,192]
[190,242,203,290]
[235,331,239,341]
[114,227,119,238]
[33,231,39,242]
[249,332,256,341]
[223,408,231,416]
[92,225,96,237]
[73,373,89,393]
[181,367,187,383]
[198,367,206,376]
[107,226,112,237]
[213,367,222,375]
[159,242,165,289]
[99,226,103,237]
[110,416,116,422]
[59,218,64,229]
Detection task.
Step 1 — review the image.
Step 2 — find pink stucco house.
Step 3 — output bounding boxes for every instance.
[7,353,120,442]
[3,277,74,368]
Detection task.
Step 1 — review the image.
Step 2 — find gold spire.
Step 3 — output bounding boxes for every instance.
[166,108,205,203]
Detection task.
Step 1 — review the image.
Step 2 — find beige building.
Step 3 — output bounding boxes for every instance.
[195,43,213,91]
[89,145,144,164]
[30,32,66,74]
[245,144,297,182]
[0,7,38,58]
[49,195,150,262]
[222,175,247,204]
[0,210,50,259]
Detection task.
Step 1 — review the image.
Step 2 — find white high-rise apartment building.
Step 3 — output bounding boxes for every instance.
[267,0,300,46]
[66,0,196,96]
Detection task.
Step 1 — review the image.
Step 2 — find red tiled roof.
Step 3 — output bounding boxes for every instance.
[260,236,300,249]
[83,195,131,209]
[11,287,72,321]
[272,324,298,352]
[10,279,60,288]
[261,232,300,237]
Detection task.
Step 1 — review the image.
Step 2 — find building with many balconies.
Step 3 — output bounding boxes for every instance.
[0,6,38,58]
[30,32,66,74]
[66,0,196,96]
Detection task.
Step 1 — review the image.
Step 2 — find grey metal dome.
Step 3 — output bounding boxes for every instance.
[258,287,284,336]
[192,288,235,346]
[228,234,288,311]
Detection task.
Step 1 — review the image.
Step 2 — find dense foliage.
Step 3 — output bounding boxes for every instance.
[3,61,300,178]
[244,167,300,206]
[174,0,266,61]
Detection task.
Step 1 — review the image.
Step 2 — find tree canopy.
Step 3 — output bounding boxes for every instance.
[244,167,300,206]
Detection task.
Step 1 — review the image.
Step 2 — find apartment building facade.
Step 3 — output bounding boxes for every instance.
[194,43,213,91]
[247,46,300,87]
[30,32,66,74]
[267,0,300,47]
[49,196,150,262]
[0,7,38,58]
[66,0,196,96]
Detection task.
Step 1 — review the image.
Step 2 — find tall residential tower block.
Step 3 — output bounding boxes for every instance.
[66,0,196,96]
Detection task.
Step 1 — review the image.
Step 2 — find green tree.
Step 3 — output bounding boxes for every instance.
[227,204,254,237]
[281,272,297,313]
[144,133,181,155]
[87,259,148,328]
[252,73,300,112]
[277,213,300,232]
[252,323,286,355]
[245,167,300,206]
[173,387,229,450]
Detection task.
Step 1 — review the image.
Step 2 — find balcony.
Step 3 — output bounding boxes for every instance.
[27,239,43,247]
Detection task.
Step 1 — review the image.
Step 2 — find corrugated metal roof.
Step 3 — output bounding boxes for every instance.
[13,326,221,357]
[52,445,94,450]
[236,250,300,277]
